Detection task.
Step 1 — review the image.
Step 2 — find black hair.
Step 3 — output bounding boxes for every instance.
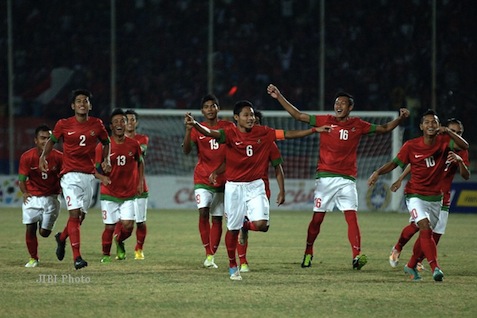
[110,108,126,124]
[125,109,139,120]
[254,110,263,124]
[420,109,439,124]
[70,89,92,104]
[233,100,254,116]
[335,91,354,107]
[35,125,51,137]
[446,117,464,132]
[201,94,219,107]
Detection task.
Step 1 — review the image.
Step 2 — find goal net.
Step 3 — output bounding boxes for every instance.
[135,109,405,211]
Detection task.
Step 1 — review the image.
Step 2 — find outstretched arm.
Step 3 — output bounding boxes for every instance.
[283,125,331,139]
[274,164,285,206]
[375,108,410,134]
[390,164,411,192]
[447,151,470,180]
[439,126,469,150]
[182,119,193,155]
[185,113,221,139]
[267,84,311,123]
[367,161,399,187]
[39,139,55,172]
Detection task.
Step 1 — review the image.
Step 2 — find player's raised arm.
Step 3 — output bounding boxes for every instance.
[267,84,311,123]
[375,108,410,134]
[185,113,221,139]
[282,125,331,139]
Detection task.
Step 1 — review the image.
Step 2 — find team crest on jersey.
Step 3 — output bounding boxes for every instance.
[90,130,95,136]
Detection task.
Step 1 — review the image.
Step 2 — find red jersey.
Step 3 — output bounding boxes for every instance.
[191,120,234,188]
[218,125,281,182]
[263,142,283,199]
[131,133,149,193]
[18,148,62,196]
[95,137,142,200]
[394,134,451,197]
[51,116,110,175]
[310,115,375,179]
[441,145,470,206]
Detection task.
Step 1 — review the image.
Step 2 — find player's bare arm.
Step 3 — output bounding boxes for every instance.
[101,143,112,174]
[390,164,411,192]
[438,126,469,150]
[267,84,310,123]
[182,116,193,154]
[283,125,331,139]
[185,113,221,139]
[39,138,55,172]
[375,108,410,134]
[447,151,470,180]
[368,161,399,187]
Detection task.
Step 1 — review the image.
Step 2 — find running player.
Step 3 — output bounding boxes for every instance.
[368,109,469,281]
[39,89,111,270]
[267,84,410,270]
[19,125,63,267]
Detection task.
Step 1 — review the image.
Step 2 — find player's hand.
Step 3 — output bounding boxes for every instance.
[39,156,48,172]
[22,192,32,204]
[390,179,402,192]
[267,84,280,99]
[184,113,195,127]
[137,182,144,195]
[447,151,462,164]
[367,171,379,187]
[101,160,112,174]
[276,192,285,206]
[98,175,111,186]
[209,171,218,185]
[399,108,410,119]
[315,125,332,133]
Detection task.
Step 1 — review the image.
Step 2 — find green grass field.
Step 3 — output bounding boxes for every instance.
[0,207,476,318]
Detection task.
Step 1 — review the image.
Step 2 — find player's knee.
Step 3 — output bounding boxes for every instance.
[39,229,51,237]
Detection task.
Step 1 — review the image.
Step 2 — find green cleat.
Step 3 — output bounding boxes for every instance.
[301,254,313,268]
[100,255,112,263]
[404,265,422,281]
[432,267,444,282]
[353,254,367,270]
[25,258,39,268]
[114,235,126,260]
[240,263,250,273]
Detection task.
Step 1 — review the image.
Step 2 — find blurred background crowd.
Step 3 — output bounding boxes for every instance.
[1,0,476,172]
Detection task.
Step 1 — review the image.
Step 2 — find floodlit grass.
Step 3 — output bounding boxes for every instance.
[0,207,476,317]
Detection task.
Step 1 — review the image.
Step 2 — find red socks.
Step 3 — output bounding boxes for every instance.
[67,217,81,260]
[304,212,326,255]
[198,216,212,255]
[225,230,239,268]
[210,218,222,255]
[344,210,361,258]
[25,230,38,259]
[135,223,147,251]
[395,223,419,252]
[102,227,114,255]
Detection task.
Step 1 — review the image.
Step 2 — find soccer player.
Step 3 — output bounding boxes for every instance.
[96,109,144,263]
[182,94,234,269]
[368,110,469,281]
[18,125,63,267]
[267,84,410,270]
[185,100,330,280]
[387,118,470,268]
[124,109,149,260]
[39,89,111,270]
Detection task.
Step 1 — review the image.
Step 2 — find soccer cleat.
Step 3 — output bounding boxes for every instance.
[353,254,368,270]
[404,265,422,281]
[100,255,112,263]
[55,232,66,261]
[389,247,400,268]
[229,267,242,281]
[203,255,218,268]
[134,249,145,260]
[432,267,444,282]
[114,234,126,260]
[301,254,313,268]
[74,256,88,270]
[416,262,425,272]
[240,263,250,273]
[25,258,39,268]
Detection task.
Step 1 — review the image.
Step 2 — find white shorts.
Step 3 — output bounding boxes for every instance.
[313,177,358,212]
[60,172,95,213]
[224,179,269,231]
[135,197,148,223]
[22,195,61,230]
[194,188,224,217]
[405,196,441,224]
[433,208,449,235]
[101,199,137,224]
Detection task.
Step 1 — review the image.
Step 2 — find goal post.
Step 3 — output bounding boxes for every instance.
[134,109,405,212]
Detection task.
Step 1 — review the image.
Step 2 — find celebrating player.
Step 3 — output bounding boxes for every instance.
[267,83,409,270]
[19,125,63,267]
[97,109,144,263]
[185,100,330,280]
[368,110,469,281]
[387,117,470,269]
[39,89,111,270]
[182,94,234,269]
[125,109,149,260]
